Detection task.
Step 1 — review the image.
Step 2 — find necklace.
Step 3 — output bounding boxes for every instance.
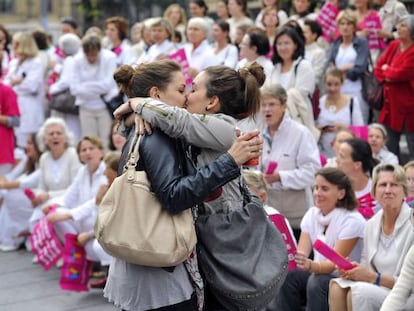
[326,96,342,113]
[328,105,337,113]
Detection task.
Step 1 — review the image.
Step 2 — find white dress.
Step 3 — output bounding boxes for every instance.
[4,57,45,147]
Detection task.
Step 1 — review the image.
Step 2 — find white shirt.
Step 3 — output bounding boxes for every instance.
[38,147,81,199]
[375,148,399,164]
[62,161,107,210]
[261,113,321,192]
[305,42,326,85]
[139,40,176,63]
[4,56,45,133]
[212,44,239,69]
[70,49,119,110]
[316,95,364,157]
[236,55,274,79]
[301,206,365,262]
[266,57,315,103]
[184,40,216,72]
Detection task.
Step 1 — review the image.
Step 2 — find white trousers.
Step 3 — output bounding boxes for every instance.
[79,107,111,150]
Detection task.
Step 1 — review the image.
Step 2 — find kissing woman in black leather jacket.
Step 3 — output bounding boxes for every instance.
[104,60,262,311]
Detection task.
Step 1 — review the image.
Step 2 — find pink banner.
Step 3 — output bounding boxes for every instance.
[30,214,63,271]
[317,2,339,43]
[361,13,386,50]
[269,214,297,270]
[169,48,192,86]
[348,125,369,141]
[357,192,376,219]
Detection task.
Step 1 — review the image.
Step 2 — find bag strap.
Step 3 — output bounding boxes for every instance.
[349,97,354,125]
[125,134,143,180]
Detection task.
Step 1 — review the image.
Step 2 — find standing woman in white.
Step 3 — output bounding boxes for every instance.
[4,32,45,148]
[70,35,119,149]
[327,10,370,124]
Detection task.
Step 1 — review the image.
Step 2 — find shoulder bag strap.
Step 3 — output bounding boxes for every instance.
[126,135,142,180]
[349,97,354,125]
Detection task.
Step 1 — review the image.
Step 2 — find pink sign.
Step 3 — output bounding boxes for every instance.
[169,48,192,86]
[60,233,91,292]
[361,13,386,50]
[313,239,354,270]
[30,215,63,271]
[349,125,369,141]
[269,214,297,270]
[317,2,339,43]
[357,192,376,219]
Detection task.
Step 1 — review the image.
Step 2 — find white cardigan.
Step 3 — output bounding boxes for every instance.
[380,245,414,310]
[266,57,315,104]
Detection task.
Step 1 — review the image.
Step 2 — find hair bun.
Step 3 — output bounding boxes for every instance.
[113,64,135,93]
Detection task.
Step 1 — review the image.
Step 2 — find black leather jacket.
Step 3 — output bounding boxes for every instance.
[119,128,240,214]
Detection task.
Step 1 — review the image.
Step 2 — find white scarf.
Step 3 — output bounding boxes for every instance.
[315,208,344,247]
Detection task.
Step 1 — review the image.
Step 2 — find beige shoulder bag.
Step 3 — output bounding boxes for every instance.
[94,135,197,267]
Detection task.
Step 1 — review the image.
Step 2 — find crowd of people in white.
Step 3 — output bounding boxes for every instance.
[0,0,414,310]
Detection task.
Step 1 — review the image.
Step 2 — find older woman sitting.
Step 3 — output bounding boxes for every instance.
[329,163,414,311]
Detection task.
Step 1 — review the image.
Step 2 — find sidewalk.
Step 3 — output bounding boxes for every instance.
[0,248,117,311]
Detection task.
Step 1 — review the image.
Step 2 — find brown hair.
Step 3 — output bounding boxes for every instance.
[25,133,42,175]
[81,34,101,53]
[105,16,129,41]
[261,84,288,105]
[104,151,121,172]
[113,60,181,98]
[76,136,104,163]
[163,4,187,26]
[204,63,265,119]
[337,9,357,29]
[325,67,344,84]
[316,167,359,210]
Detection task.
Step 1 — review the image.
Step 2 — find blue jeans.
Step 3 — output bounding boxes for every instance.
[271,269,333,311]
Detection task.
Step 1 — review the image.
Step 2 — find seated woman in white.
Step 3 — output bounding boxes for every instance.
[45,136,107,243]
[330,163,414,311]
[28,117,81,231]
[137,18,177,64]
[0,134,41,251]
[368,123,398,165]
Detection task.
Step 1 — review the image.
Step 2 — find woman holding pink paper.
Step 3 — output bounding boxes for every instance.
[329,163,414,311]
[273,167,365,311]
[355,0,385,62]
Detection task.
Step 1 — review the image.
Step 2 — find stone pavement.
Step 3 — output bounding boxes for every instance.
[0,248,117,311]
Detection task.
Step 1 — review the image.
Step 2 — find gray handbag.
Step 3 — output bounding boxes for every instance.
[49,89,78,115]
[196,184,288,311]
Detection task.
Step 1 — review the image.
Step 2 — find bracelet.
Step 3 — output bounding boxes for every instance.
[374,272,381,286]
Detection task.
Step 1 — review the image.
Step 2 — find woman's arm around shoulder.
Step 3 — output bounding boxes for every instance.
[132,98,236,151]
